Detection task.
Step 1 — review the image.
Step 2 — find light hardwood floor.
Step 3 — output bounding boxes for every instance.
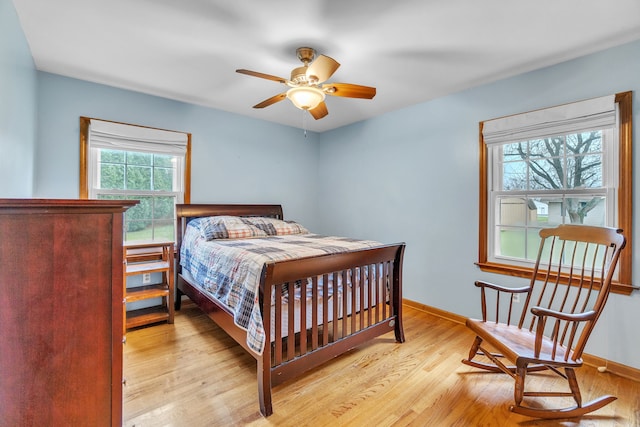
[124,301,640,426]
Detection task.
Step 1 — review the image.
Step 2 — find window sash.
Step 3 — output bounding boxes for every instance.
[96,190,180,242]
[489,190,614,268]
[88,147,185,198]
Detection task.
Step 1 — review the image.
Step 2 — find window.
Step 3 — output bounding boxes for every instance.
[477,92,633,294]
[80,117,191,242]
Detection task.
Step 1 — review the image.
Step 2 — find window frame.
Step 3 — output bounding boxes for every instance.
[477,91,634,295]
[79,116,192,242]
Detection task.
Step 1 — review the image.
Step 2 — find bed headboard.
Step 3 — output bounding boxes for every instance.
[176,203,283,222]
[174,204,284,268]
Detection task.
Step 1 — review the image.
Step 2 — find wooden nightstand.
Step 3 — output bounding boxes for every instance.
[123,240,174,332]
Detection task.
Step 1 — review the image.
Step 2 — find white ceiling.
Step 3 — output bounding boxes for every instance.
[12,0,640,133]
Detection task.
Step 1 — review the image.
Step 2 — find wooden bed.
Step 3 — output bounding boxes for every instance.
[174,204,406,416]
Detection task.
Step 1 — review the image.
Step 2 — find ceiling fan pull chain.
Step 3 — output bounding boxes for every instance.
[303,110,308,138]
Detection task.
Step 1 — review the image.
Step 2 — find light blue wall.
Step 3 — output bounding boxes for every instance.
[34,73,320,229]
[4,0,639,369]
[317,39,640,369]
[0,0,36,197]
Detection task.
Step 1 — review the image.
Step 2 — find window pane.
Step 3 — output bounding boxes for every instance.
[566,154,602,188]
[154,167,174,191]
[100,164,125,189]
[498,228,526,259]
[498,198,528,226]
[529,137,563,158]
[565,196,606,226]
[528,198,549,227]
[101,149,125,163]
[539,197,564,227]
[126,165,152,190]
[502,161,527,190]
[497,227,542,261]
[502,141,527,161]
[127,152,152,166]
[529,156,563,190]
[525,229,543,262]
[153,220,175,240]
[154,196,175,220]
[566,131,602,154]
[124,196,152,236]
[154,154,173,167]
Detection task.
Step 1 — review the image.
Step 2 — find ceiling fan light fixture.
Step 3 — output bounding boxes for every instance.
[236,47,375,120]
[286,86,325,110]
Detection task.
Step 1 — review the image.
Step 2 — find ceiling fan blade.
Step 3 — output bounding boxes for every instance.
[309,102,328,120]
[253,93,287,109]
[306,55,340,83]
[323,83,376,99]
[236,69,287,84]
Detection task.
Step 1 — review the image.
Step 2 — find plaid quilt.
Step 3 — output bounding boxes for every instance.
[180,220,382,355]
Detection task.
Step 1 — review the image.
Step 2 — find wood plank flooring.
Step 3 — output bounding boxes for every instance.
[123,301,640,426]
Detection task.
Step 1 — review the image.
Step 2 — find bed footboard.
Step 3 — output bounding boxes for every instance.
[257,243,405,416]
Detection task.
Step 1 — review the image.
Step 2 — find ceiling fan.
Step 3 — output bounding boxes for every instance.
[236,47,376,120]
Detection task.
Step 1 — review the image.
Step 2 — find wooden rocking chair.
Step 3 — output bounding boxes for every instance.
[462,224,626,419]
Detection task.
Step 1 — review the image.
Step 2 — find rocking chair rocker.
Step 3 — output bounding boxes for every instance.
[462,224,626,419]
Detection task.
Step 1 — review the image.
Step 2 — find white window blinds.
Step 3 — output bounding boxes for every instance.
[482,94,616,145]
[89,119,188,155]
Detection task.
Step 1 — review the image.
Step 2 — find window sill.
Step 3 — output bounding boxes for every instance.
[475,261,637,296]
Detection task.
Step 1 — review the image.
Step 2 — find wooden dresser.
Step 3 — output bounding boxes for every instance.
[0,199,137,426]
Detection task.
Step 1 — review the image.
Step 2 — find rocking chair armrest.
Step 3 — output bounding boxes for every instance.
[474,281,530,294]
[530,306,598,322]
[530,307,598,358]
[475,281,530,323]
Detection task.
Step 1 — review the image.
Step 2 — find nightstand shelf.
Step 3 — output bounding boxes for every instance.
[125,260,171,275]
[124,240,174,332]
[126,284,169,302]
[126,307,171,329]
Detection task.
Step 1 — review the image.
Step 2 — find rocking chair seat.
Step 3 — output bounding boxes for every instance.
[466,318,581,368]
